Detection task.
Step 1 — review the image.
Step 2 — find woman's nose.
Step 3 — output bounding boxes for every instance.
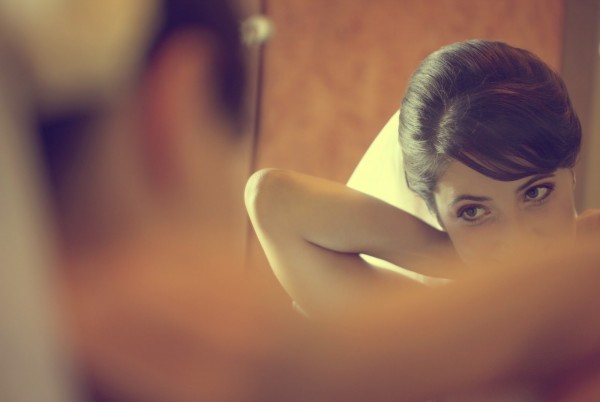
[495,222,547,260]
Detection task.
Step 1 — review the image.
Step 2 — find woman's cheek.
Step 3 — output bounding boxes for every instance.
[449,229,493,266]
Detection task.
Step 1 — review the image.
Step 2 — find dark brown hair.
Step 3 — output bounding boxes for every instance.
[37,0,246,208]
[145,0,246,121]
[399,40,581,212]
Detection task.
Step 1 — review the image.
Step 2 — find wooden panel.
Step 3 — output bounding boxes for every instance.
[254,0,564,182]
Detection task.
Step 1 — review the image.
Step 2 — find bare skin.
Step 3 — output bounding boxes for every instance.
[435,163,577,266]
[245,168,459,316]
[246,167,600,401]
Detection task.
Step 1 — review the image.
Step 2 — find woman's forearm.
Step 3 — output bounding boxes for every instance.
[245,168,448,315]
[246,168,451,267]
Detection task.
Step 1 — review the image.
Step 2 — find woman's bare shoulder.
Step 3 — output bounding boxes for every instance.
[577,209,600,239]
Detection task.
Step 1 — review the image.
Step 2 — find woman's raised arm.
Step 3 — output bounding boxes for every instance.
[245,168,457,316]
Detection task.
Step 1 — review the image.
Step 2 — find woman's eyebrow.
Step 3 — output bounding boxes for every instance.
[515,173,556,193]
[448,194,491,208]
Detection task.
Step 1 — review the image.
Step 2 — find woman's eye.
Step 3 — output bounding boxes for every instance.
[457,205,487,222]
[524,184,554,203]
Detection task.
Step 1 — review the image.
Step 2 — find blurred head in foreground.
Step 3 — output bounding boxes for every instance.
[0,1,272,400]
[32,0,248,266]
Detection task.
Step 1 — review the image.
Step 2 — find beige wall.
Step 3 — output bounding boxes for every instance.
[582,6,600,209]
[563,0,600,210]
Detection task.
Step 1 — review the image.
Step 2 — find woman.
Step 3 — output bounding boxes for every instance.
[246,40,598,318]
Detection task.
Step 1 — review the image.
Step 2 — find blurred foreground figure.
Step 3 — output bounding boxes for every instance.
[1,1,600,401]
[1,0,281,400]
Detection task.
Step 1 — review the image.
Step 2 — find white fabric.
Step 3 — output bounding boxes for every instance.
[347,112,446,283]
[347,111,440,229]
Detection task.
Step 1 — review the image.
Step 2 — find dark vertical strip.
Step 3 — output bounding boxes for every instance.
[244,0,269,272]
[561,0,600,211]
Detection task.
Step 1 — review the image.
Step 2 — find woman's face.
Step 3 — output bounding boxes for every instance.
[434,162,577,266]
